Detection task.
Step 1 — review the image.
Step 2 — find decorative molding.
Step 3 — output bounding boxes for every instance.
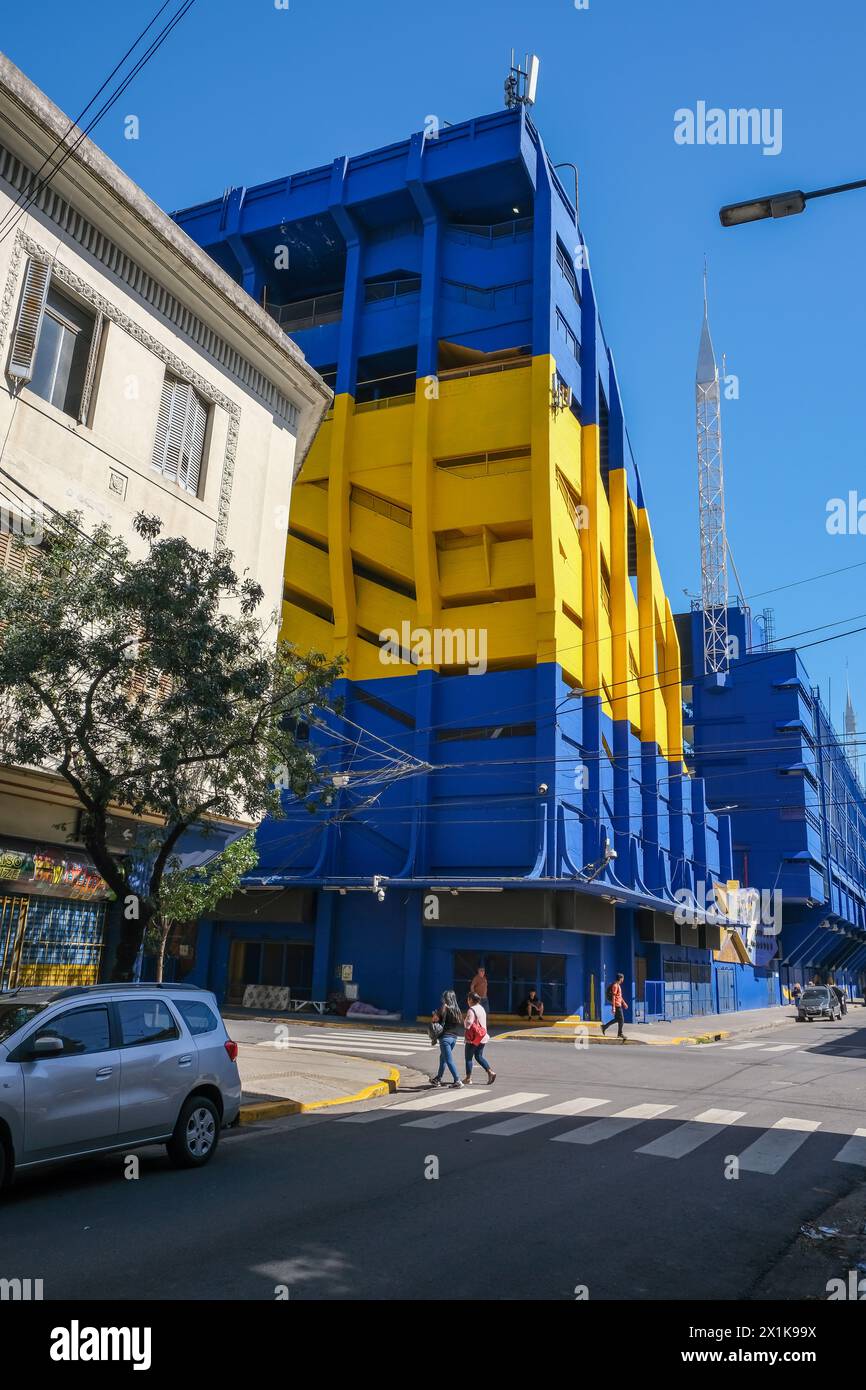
[0,138,299,429]
[2,230,241,545]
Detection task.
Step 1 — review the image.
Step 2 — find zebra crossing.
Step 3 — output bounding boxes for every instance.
[255,1027,433,1060]
[336,1088,866,1173]
[697,1039,866,1058]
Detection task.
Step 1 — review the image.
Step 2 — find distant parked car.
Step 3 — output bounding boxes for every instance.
[0,983,241,1192]
[797,985,843,1022]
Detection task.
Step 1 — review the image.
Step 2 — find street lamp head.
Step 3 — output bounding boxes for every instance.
[719,189,806,227]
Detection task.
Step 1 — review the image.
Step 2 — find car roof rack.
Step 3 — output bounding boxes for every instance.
[50,982,206,1000]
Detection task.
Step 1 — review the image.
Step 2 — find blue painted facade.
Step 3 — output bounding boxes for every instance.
[173,109,784,1022]
[679,605,866,1004]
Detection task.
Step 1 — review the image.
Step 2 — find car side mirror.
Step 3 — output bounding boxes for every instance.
[31,1035,65,1056]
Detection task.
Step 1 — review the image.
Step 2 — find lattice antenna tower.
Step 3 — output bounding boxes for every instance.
[696,262,730,674]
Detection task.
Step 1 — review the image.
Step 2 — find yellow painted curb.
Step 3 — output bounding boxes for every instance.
[239,1063,400,1125]
[495,1028,735,1046]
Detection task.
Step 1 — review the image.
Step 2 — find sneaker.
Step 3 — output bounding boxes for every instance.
[464,1076,473,1085]
[451,1080,464,1089]
[487,1070,497,1085]
[429,1076,441,1087]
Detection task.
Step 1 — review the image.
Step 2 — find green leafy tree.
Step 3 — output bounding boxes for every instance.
[0,512,342,980]
[145,831,259,983]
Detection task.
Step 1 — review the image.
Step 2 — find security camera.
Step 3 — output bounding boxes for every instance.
[538,783,549,794]
[604,847,618,860]
[377,888,386,902]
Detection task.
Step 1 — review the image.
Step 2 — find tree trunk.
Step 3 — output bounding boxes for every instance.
[109,907,152,982]
[155,920,171,984]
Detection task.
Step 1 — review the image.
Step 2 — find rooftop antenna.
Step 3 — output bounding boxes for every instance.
[696,258,730,675]
[505,51,540,109]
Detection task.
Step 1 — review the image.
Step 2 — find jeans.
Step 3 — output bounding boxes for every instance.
[465,1042,492,1075]
[602,1006,625,1037]
[436,1033,461,1082]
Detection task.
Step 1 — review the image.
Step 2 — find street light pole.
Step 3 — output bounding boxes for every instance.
[719,177,866,228]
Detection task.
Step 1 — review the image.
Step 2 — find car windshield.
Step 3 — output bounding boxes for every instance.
[802,988,829,1001]
[0,999,50,1043]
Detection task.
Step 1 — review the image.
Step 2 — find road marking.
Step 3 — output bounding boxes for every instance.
[833,1127,866,1167]
[460,1091,547,1113]
[553,1103,675,1146]
[637,1108,745,1159]
[401,1091,547,1130]
[764,1044,800,1052]
[736,1117,820,1174]
[255,1040,422,1057]
[390,1089,477,1112]
[725,1043,766,1051]
[536,1097,609,1116]
[475,1114,562,1137]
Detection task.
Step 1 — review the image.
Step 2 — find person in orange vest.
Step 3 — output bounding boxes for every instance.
[601,973,628,1041]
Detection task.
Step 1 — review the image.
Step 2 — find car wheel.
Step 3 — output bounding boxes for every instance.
[166,1096,220,1169]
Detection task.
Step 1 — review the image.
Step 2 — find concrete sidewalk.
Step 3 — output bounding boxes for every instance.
[497,1003,809,1046]
[237,1043,408,1122]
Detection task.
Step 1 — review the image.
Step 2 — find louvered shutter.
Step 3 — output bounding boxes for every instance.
[77,312,104,424]
[181,389,207,496]
[7,258,50,384]
[152,376,183,480]
[152,375,207,495]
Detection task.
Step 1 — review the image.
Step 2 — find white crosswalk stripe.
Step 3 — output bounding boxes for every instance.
[258,1039,422,1057]
[735,1117,821,1174]
[390,1089,476,1112]
[833,1127,866,1167]
[552,1102,676,1146]
[764,1044,800,1052]
[636,1108,745,1159]
[403,1091,547,1130]
[725,1043,766,1051]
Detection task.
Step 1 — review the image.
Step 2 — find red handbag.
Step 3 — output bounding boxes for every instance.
[466,1011,485,1046]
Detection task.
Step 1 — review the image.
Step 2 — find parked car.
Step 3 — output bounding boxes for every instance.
[0,983,241,1191]
[796,985,843,1022]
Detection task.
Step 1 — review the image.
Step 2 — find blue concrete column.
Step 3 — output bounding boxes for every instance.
[329,158,364,396]
[406,133,441,381]
[529,111,555,358]
[401,891,423,1022]
[312,891,335,1002]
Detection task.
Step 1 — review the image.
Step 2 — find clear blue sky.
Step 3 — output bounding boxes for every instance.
[4,0,866,731]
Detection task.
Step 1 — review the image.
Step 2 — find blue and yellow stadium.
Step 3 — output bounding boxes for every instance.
[174,105,779,1021]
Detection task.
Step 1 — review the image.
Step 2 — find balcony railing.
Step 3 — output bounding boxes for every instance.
[267,292,343,333]
[447,217,534,243]
[364,277,422,305]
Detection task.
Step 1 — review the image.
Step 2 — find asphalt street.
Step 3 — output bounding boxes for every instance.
[3,1015,865,1301]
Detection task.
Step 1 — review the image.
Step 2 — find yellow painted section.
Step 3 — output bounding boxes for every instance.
[280,354,685,756]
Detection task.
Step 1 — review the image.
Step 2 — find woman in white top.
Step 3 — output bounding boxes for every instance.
[463,991,496,1085]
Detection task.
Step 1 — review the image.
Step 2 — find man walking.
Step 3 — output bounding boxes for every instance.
[601,973,628,1041]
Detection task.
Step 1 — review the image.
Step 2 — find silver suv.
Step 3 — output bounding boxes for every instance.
[0,983,241,1191]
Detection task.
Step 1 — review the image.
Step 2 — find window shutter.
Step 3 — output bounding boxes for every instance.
[77,312,104,424]
[7,258,50,384]
[164,380,187,483]
[152,375,207,495]
[181,389,207,496]
[152,376,183,480]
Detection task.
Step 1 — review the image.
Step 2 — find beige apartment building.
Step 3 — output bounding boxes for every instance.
[0,54,330,986]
